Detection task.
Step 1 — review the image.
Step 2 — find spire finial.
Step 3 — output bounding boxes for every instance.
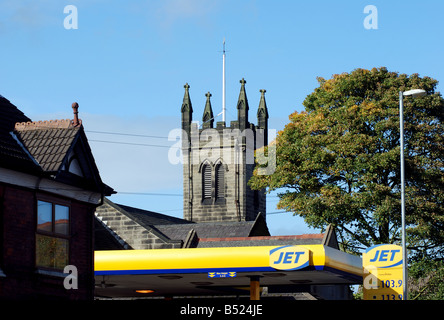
[181,83,192,113]
[202,91,214,129]
[237,78,249,128]
[258,89,268,118]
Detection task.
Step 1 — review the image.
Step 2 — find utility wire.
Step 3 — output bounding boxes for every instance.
[15,184,183,197]
[86,130,169,139]
[267,210,289,215]
[89,139,179,149]
[86,129,180,148]
[117,191,182,196]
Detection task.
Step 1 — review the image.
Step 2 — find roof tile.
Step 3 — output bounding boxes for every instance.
[14,124,80,172]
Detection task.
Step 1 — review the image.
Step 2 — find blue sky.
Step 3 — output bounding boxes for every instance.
[1,0,443,235]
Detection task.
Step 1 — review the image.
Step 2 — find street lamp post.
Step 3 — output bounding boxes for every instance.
[399,88,426,300]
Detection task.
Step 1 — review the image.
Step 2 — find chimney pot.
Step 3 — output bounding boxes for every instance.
[72,102,79,126]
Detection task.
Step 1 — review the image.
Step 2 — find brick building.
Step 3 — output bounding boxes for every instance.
[0,96,113,300]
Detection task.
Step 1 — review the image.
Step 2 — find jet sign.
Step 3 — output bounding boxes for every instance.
[269,246,310,271]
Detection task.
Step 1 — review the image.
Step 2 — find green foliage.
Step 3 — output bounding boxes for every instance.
[409,258,444,300]
[250,67,444,255]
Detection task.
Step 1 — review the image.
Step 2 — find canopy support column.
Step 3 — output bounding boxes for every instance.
[249,276,261,301]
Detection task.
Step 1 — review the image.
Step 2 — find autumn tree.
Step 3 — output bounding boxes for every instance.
[250,67,444,257]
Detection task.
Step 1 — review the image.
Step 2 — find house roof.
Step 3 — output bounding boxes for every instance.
[14,119,80,172]
[13,119,113,194]
[0,96,114,196]
[0,96,39,172]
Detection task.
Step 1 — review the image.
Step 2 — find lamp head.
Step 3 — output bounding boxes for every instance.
[403,89,427,97]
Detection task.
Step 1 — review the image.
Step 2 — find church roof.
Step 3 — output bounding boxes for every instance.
[94,198,342,251]
[94,198,272,250]
[197,234,329,248]
[153,221,259,242]
[115,202,192,226]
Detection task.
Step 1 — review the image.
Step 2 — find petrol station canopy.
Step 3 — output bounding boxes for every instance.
[94,244,362,299]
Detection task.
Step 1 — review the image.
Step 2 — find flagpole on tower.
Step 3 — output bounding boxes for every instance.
[222,38,226,123]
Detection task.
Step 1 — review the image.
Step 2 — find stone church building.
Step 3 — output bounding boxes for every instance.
[94,79,347,299]
[181,78,267,223]
[94,79,339,251]
[95,78,276,250]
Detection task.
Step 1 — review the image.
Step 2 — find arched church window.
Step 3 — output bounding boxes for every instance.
[215,163,225,199]
[202,164,212,199]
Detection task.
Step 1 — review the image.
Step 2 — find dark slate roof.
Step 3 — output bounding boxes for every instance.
[94,197,338,250]
[0,96,39,172]
[115,202,193,226]
[154,221,257,242]
[196,234,325,248]
[104,198,269,241]
[197,225,339,249]
[100,201,263,243]
[14,120,79,172]
[94,219,127,250]
[95,198,272,249]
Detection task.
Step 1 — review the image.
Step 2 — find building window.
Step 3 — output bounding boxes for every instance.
[202,164,212,200]
[215,163,225,199]
[36,200,70,270]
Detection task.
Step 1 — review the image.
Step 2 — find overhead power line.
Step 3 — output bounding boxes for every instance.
[86,129,180,148]
[117,191,182,196]
[88,139,177,148]
[11,184,183,197]
[86,130,169,139]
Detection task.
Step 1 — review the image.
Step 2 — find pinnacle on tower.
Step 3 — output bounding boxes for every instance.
[237,78,249,130]
[181,83,193,113]
[257,89,268,125]
[181,83,193,138]
[202,92,214,129]
[257,89,269,146]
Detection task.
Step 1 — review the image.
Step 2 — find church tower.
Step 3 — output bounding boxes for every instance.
[181,79,268,223]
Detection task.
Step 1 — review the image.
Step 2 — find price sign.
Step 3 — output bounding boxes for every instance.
[363,244,403,300]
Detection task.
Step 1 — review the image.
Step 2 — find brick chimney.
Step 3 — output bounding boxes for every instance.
[72,102,80,126]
